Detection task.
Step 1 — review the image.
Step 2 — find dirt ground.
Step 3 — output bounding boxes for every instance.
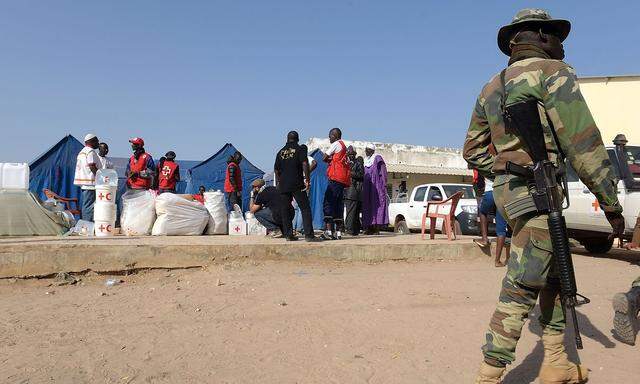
[1,250,639,384]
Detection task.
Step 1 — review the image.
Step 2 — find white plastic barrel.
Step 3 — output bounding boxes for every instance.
[95,185,118,204]
[0,163,29,190]
[96,169,118,187]
[93,202,117,222]
[228,204,247,236]
[94,220,116,237]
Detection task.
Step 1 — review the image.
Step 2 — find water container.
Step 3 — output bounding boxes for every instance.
[94,220,116,237]
[94,202,117,222]
[95,185,118,204]
[228,204,247,236]
[72,220,95,237]
[96,169,119,187]
[245,212,267,236]
[0,163,29,190]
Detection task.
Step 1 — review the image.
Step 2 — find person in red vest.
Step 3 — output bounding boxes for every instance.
[224,151,243,211]
[321,127,351,240]
[192,185,206,204]
[126,137,155,190]
[157,151,180,194]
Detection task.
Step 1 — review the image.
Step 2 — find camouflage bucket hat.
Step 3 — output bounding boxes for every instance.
[498,8,571,56]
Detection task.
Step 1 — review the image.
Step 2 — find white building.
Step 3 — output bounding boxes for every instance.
[306,137,472,198]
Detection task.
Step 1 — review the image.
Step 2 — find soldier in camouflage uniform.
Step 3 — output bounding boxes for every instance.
[463,9,625,384]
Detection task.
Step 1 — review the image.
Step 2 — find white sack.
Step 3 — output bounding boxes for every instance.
[152,193,209,236]
[120,190,156,236]
[203,191,228,235]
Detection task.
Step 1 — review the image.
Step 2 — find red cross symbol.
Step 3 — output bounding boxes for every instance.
[98,224,112,232]
[234,226,241,233]
[592,198,600,212]
[98,192,112,201]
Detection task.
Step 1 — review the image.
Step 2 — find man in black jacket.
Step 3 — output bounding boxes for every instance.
[274,131,320,242]
[344,146,364,236]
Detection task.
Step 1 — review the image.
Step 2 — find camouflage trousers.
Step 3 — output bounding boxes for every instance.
[482,175,565,367]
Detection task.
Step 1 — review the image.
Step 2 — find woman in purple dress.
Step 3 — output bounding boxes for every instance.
[362,144,389,234]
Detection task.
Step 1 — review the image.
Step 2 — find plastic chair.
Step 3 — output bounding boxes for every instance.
[421,191,464,241]
[43,189,81,216]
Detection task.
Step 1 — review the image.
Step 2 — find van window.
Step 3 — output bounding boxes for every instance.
[625,146,640,179]
[427,187,443,201]
[607,149,622,179]
[413,187,428,202]
[442,185,475,199]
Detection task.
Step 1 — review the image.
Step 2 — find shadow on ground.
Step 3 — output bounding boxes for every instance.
[573,246,640,267]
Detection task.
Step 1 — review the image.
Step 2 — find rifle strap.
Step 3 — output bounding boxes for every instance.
[500,66,566,162]
[499,69,507,116]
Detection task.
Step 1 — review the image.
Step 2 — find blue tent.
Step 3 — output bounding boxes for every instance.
[294,149,328,230]
[185,143,264,211]
[29,135,84,203]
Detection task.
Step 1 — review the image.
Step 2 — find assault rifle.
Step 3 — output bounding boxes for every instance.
[502,97,590,350]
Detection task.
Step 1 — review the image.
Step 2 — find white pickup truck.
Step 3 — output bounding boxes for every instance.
[388,183,479,235]
[564,134,640,253]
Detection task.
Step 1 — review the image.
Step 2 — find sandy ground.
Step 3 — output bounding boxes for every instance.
[1,251,639,384]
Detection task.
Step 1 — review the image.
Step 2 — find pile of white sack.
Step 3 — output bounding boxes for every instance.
[152,193,209,236]
[203,191,228,235]
[119,190,231,236]
[120,190,156,236]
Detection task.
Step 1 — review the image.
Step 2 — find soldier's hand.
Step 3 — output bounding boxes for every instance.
[605,211,625,244]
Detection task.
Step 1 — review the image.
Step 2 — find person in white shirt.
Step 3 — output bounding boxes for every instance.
[73,133,101,221]
[98,142,114,170]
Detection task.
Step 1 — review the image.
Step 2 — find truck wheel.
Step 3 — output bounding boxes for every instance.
[395,220,410,235]
[583,238,614,254]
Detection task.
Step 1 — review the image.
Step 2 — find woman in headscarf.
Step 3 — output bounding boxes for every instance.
[362,143,389,234]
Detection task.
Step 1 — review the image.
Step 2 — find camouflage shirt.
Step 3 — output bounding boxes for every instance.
[463,56,621,212]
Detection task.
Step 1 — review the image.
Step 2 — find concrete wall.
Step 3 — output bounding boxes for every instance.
[579,76,640,145]
[306,138,468,169]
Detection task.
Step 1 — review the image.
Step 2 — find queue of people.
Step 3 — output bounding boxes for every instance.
[74,134,184,222]
[73,129,390,239]
[246,128,389,241]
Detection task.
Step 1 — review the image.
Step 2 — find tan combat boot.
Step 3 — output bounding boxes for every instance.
[538,334,588,384]
[474,361,505,384]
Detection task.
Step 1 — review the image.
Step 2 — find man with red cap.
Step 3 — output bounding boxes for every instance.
[126,137,155,190]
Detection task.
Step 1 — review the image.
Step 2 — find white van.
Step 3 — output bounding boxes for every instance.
[564,134,640,253]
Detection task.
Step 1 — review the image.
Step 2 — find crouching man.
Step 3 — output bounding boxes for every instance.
[249,179,286,238]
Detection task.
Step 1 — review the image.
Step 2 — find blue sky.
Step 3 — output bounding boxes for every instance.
[1,1,638,170]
